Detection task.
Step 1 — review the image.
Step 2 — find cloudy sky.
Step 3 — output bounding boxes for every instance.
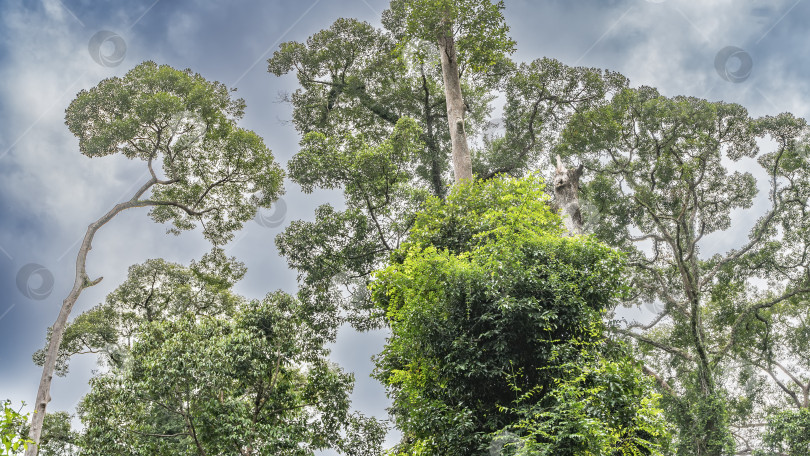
[1,0,808,453]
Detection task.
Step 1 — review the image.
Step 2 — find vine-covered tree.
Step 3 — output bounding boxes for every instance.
[371,175,671,454]
[269,14,619,332]
[270,0,810,452]
[28,61,285,455]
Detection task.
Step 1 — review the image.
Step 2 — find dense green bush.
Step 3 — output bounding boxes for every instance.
[372,175,671,454]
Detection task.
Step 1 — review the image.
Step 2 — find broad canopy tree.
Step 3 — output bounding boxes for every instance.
[38,254,384,456]
[27,61,285,455]
[269,13,620,333]
[559,87,810,454]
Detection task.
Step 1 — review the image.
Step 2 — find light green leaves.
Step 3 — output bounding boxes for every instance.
[65,61,285,244]
[371,175,666,454]
[1,400,32,456]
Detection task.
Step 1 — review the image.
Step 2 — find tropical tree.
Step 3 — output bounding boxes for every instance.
[559,86,810,454]
[36,251,384,455]
[77,291,384,456]
[268,0,810,452]
[371,175,670,454]
[28,61,285,455]
[269,16,619,332]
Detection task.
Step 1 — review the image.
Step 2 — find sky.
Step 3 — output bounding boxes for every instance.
[1,0,809,453]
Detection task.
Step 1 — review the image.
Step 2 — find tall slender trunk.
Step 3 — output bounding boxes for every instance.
[25,178,156,456]
[437,30,472,183]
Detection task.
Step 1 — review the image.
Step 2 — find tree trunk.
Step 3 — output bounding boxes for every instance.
[437,30,473,183]
[553,155,583,235]
[25,178,156,456]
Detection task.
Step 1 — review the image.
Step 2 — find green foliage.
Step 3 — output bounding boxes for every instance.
[477,57,627,179]
[372,175,669,454]
[18,412,80,456]
[34,249,246,376]
[1,400,32,456]
[77,292,384,455]
[382,0,515,73]
[497,340,671,456]
[758,409,810,456]
[65,61,285,244]
[559,84,810,454]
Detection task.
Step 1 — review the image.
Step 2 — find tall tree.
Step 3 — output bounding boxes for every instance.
[27,61,285,455]
[382,0,516,182]
[371,175,671,454]
[269,15,617,330]
[559,86,810,454]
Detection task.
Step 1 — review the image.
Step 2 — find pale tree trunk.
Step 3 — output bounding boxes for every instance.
[553,155,583,235]
[437,30,473,183]
[25,177,157,456]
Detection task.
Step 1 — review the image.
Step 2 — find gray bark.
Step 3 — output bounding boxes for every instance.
[25,177,158,456]
[437,30,472,183]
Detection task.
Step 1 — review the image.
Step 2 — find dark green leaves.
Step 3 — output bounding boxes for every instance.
[372,176,667,453]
